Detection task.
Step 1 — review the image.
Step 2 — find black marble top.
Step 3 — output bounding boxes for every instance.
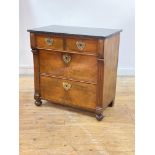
[27,25,122,39]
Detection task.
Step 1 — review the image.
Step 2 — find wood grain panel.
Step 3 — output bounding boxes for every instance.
[36,34,63,50]
[40,76,96,110]
[39,50,97,83]
[30,33,36,49]
[103,34,120,107]
[66,37,98,53]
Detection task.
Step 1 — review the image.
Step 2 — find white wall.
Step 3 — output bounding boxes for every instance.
[19,0,135,75]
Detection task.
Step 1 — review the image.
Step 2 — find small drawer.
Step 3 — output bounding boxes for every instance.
[66,38,98,53]
[40,76,96,110]
[39,50,97,83]
[36,34,63,50]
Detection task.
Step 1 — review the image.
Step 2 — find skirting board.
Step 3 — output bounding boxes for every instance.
[19,66,135,76]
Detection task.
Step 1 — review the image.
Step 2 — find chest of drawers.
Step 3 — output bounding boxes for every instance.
[27,25,122,121]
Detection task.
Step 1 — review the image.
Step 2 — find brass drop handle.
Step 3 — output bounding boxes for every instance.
[76,41,85,50]
[63,82,71,91]
[62,54,71,64]
[45,38,53,46]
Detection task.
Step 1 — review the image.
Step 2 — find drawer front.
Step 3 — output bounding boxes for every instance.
[66,38,98,53]
[39,50,97,83]
[40,76,96,110]
[36,34,63,50]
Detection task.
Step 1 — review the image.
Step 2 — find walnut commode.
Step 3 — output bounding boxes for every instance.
[28,25,122,121]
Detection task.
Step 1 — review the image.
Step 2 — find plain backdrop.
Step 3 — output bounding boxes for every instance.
[19,0,135,75]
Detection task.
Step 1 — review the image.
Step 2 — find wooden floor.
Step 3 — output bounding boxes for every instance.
[20,76,135,155]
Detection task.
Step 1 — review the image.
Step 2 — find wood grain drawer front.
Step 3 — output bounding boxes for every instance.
[40,76,96,110]
[39,50,97,83]
[36,34,63,50]
[66,38,98,53]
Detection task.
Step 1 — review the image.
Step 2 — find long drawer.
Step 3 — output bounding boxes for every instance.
[39,50,97,83]
[40,76,96,110]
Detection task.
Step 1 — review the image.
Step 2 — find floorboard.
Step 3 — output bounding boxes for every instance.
[20,76,135,155]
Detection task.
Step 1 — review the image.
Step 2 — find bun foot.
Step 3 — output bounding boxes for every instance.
[108,100,115,107]
[96,113,104,121]
[35,100,42,106]
[34,93,42,106]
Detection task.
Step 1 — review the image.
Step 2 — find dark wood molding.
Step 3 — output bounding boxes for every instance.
[96,39,104,109]
[96,59,104,108]
[32,49,40,100]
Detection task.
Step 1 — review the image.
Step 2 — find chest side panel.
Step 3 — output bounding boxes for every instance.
[103,34,120,107]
